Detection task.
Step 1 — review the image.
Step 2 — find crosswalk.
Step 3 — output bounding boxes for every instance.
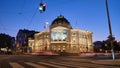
[25,62,46,68]
[38,62,67,68]
[9,62,25,68]
[1,56,119,68]
[8,61,80,68]
[1,61,119,68]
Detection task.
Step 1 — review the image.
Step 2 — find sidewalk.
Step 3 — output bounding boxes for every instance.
[91,59,120,66]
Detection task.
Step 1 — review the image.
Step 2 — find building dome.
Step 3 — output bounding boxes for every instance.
[50,15,72,29]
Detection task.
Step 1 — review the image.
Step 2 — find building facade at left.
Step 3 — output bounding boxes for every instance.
[16,29,38,53]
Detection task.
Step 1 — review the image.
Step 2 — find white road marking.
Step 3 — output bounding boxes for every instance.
[38,62,67,68]
[25,62,46,68]
[9,62,25,68]
[50,61,81,68]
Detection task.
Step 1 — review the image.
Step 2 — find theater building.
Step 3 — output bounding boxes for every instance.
[28,15,93,53]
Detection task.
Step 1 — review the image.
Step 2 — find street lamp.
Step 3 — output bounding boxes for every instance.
[105,0,115,60]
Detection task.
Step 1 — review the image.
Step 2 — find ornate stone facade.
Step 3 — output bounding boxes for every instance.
[28,15,93,53]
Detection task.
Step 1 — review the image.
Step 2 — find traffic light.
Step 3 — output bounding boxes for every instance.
[39,3,46,13]
[42,3,46,11]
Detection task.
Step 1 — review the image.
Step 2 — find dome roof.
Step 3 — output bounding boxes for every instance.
[50,15,72,29]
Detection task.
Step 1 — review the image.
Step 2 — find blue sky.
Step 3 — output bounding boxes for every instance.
[0,0,120,42]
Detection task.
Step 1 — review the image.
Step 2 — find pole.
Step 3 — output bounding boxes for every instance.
[105,0,115,60]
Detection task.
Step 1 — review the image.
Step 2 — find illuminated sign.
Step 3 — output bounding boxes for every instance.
[51,29,68,41]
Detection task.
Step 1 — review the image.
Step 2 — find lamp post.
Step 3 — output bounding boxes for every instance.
[105,0,115,60]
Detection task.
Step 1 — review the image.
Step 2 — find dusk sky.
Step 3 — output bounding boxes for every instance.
[0,0,120,42]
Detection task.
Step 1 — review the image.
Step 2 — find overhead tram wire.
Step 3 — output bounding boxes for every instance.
[26,1,40,29]
[0,19,20,37]
[18,0,26,15]
[0,0,26,36]
[27,0,47,30]
[0,20,8,33]
[0,21,18,32]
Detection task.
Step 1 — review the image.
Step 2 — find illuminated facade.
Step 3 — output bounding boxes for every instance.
[28,15,93,53]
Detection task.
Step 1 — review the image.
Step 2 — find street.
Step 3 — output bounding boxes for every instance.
[0,55,120,68]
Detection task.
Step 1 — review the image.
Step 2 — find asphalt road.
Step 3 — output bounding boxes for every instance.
[0,55,120,68]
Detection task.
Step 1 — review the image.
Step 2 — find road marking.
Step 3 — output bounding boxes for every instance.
[38,62,67,68]
[25,62,46,68]
[50,61,80,68]
[9,62,25,68]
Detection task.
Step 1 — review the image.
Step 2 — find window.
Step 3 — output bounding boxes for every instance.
[73,33,76,36]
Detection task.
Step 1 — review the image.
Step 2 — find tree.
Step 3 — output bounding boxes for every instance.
[0,33,13,48]
[113,41,120,52]
[93,41,103,52]
[102,40,111,52]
